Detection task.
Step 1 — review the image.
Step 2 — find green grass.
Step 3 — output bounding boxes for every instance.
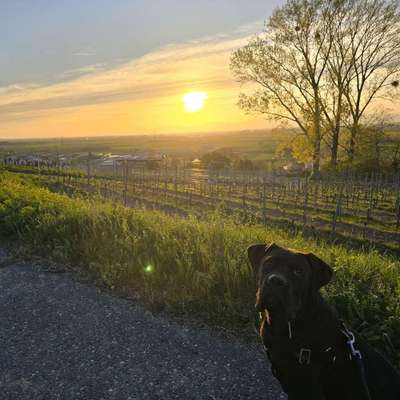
[0,170,399,367]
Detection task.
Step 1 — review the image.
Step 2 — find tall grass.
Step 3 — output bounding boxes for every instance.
[0,171,399,366]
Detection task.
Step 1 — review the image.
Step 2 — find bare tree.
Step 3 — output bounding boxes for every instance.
[231,0,335,175]
[319,0,356,168]
[341,0,400,161]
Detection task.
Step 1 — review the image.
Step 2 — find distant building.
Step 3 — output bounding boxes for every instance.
[3,154,69,167]
[96,154,164,169]
[282,160,306,174]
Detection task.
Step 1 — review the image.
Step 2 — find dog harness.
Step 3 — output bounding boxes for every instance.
[258,316,372,399]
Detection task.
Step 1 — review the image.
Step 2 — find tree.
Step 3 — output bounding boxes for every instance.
[319,0,356,168]
[316,0,400,167]
[201,149,233,170]
[231,0,337,175]
[277,135,314,163]
[341,0,400,162]
[231,0,400,172]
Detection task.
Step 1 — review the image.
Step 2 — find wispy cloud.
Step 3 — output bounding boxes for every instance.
[72,51,96,57]
[0,21,267,137]
[59,63,107,78]
[0,83,42,96]
[0,34,252,118]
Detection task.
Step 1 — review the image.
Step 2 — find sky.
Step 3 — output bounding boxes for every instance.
[0,0,284,139]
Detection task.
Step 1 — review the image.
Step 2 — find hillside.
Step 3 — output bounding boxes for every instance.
[0,171,399,369]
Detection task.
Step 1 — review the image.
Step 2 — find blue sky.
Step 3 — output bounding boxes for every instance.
[1,0,283,87]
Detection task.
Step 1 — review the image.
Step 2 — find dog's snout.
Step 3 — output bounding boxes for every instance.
[267,274,287,287]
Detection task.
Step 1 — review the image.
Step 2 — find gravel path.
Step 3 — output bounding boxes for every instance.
[0,254,285,400]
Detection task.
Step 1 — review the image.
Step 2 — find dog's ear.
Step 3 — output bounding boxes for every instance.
[304,252,333,290]
[247,243,279,275]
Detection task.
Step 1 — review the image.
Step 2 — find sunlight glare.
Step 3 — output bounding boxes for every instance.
[182,91,208,113]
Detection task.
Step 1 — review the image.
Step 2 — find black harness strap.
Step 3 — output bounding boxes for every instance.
[256,314,373,400]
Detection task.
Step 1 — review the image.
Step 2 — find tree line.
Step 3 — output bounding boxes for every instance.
[231,0,400,174]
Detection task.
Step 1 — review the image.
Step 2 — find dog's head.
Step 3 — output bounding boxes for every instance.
[248,243,332,322]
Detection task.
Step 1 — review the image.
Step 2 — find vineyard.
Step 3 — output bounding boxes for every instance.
[5,161,400,249]
[1,169,399,368]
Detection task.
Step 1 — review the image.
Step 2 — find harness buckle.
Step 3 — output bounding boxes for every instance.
[298,348,312,365]
[341,324,362,360]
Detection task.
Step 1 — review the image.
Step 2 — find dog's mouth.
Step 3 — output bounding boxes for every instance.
[256,292,285,311]
[256,293,301,324]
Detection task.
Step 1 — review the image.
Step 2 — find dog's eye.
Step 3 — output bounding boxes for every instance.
[292,267,302,276]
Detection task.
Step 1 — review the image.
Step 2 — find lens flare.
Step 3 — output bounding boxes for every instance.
[144,264,154,273]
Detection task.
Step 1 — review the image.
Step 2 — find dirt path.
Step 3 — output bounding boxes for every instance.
[0,252,285,400]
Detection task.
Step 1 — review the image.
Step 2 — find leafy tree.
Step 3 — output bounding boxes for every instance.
[231,0,400,172]
[231,0,336,175]
[201,149,233,170]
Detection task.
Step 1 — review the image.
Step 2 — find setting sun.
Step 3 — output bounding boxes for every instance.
[182,91,208,113]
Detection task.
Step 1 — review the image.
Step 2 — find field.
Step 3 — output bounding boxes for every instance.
[0,170,399,368]
[0,129,290,164]
[2,131,400,369]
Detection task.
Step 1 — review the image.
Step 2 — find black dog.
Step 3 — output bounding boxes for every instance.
[248,243,400,400]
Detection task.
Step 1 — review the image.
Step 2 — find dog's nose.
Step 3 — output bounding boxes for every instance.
[267,274,286,287]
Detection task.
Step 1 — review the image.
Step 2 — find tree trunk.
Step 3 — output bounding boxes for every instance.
[375,133,380,170]
[312,137,321,177]
[312,92,322,176]
[330,127,339,169]
[348,121,359,162]
[330,93,342,169]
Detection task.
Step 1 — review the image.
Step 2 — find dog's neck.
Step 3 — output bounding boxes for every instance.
[263,307,293,337]
[264,292,337,339]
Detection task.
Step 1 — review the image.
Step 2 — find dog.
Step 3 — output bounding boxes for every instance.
[248,243,400,400]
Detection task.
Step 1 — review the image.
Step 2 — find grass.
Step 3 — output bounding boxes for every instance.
[0,170,399,367]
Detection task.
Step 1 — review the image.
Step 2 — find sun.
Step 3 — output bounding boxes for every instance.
[182,91,208,113]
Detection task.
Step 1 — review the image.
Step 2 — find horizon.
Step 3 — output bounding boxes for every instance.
[0,127,280,143]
